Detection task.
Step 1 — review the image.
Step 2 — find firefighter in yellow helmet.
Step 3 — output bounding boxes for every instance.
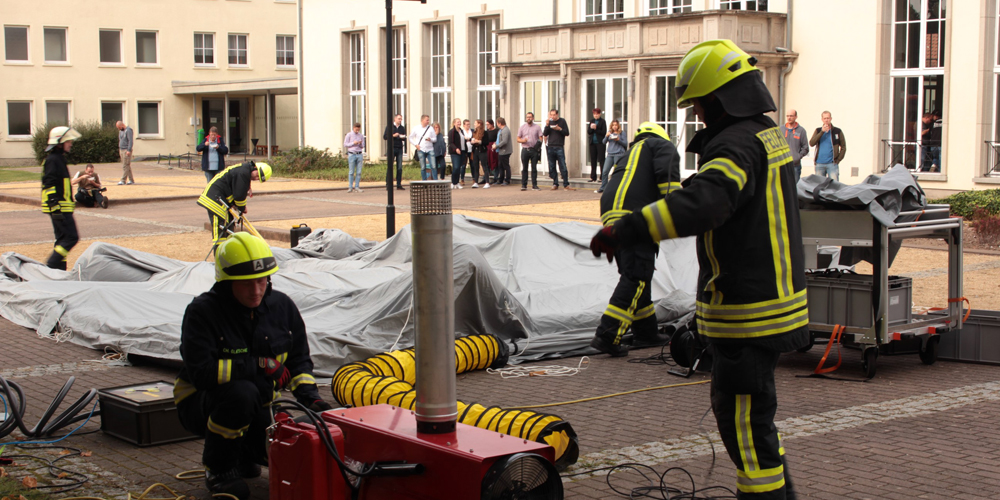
[589,121,680,357]
[591,39,807,499]
[197,161,272,252]
[41,126,83,270]
[174,233,331,499]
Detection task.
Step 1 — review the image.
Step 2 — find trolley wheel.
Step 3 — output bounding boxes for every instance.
[919,336,939,365]
[862,348,878,379]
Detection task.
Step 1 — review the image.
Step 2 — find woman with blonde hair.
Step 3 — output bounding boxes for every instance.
[469,120,490,189]
[597,119,628,194]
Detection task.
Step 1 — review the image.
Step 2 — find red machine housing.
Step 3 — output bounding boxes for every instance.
[324,404,556,500]
[268,412,349,500]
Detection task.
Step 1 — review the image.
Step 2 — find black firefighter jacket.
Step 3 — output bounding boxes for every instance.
[198,162,255,218]
[41,149,74,214]
[173,281,321,406]
[638,114,809,352]
[600,132,681,229]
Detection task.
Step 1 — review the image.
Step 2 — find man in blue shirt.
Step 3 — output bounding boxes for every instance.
[809,111,847,181]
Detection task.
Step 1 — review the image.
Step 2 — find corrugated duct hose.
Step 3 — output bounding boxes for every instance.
[332,334,580,470]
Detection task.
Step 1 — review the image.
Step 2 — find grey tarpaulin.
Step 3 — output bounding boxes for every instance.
[797,165,928,267]
[0,216,698,376]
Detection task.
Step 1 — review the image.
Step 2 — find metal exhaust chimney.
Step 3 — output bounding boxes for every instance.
[409,180,457,434]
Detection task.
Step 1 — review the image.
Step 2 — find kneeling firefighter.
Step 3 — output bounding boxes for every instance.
[590,39,808,499]
[590,121,681,357]
[174,233,332,499]
[197,161,272,252]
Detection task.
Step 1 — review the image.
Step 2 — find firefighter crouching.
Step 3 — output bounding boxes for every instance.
[197,161,272,252]
[590,121,681,357]
[41,126,83,270]
[173,233,332,499]
[590,39,807,499]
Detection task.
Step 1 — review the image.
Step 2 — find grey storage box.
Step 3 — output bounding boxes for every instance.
[806,273,912,328]
[98,381,199,447]
[934,310,1000,365]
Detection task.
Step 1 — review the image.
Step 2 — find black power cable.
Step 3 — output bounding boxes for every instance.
[562,463,736,500]
[2,444,91,494]
[0,375,100,440]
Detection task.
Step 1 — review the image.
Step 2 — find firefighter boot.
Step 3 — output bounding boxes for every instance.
[590,334,629,357]
[206,468,250,500]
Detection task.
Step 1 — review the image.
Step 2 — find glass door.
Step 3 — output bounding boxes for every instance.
[522,79,561,164]
[651,74,703,179]
[582,75,628,170]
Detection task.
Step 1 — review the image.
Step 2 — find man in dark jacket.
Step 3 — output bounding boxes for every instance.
[808,111,846,181]
[590,121,680,357]
[587,108,608,182]
[40,126,82,270]
[174,233,332,499]
[782,110,809,182]
[197,126,229,182]
[591,39,807,500]
[543,109,572,190]
[198,161,272,252]
[383,114,406,190]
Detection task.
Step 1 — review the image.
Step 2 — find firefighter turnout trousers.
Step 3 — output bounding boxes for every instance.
[177,379,270,472]
[710,344,795,499]
[47,213,79,270]
[595,245,658,346]
[208,209,234,251]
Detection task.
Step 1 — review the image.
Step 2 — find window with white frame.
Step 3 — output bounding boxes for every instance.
[6,102,32,137]
[136,31,158,65]
[389,27,407,125]
[991,3,1000,175]
[651,74,704,177]
[44,27,68,63]
[137,101,160,136]
[99,29,122,64]
[649,0,692,15]
[101,101,124,126]
[719,0,767,10]
[429,23,451,130]
[584,0,625,21]
[4,26,29,62]
[348,32,366,148]
[228,34,248,67]
[194,33,215,66]
[46,101,70,126]
[888,0,945,172]
[476,18,499,122]
[276,35,295,67]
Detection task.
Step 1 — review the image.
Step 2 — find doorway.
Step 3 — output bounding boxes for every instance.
[582,75,628,171]
[521,78,561,167]
[202,98,249,153]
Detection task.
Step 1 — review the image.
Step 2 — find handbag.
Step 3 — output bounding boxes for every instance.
[412,126,430,159]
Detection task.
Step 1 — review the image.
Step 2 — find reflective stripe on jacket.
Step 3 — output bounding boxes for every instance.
[600,132,681,228]
[41,150,74,213]
[197,162,253,217]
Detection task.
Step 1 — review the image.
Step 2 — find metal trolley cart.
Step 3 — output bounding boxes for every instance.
[799,205,964,378]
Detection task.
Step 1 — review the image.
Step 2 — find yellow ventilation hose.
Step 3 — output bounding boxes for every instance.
[331,334,580,470]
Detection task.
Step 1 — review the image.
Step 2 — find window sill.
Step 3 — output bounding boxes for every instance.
[4,61,32,66]
[228,66,252,70]
[275,66,297,71]
[99,63,126,68]
[5,137,33,142]
[973,176,1000,185]
[43,62,71,67]
[136,135,163,140]
[135,64,162,69]
[913,173,947,182]
[194,65,219,70]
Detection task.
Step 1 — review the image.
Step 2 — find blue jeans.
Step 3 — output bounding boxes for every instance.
[793,162,801,184]
[921,146,941,172]
[417,150,436,180]
[547,146,568,187]
[348,153,363,189]
[450,153,466,185]
[815,162,839,182]
[204,170,218,182]
[598,153,624,192]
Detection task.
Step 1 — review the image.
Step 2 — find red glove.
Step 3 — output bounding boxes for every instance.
[261,358,291,390]
[590,227,617,263]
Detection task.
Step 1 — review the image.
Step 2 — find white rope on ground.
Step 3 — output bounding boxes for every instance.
[487,356,590,379]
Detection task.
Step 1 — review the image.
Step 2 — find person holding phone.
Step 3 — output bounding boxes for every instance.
[587,108,607,182]
[383,114,407,190]
[344,122,366,192]
[542,109,572,190]
[597,119,628,194]
[197,126,229,183]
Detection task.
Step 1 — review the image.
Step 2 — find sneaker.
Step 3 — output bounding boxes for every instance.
[594,189,601,193]
[521,187,527,191]
[397,186,405,191]
[472,183,479,188]
[457,184,463,189]
[355,188,363,193]
[551,185,559,190]
[451,184,456,190]
[532,186,541,191]
[483,183,491,189]
[126,181,135,185]
[590,335,629,357]
[347,188,353,193]
[503,182,510,186]
[100,198,109,209]
[117,181,125,185]
[206,468,250,500]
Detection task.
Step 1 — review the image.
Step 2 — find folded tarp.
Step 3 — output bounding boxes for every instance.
[0,216,698,376]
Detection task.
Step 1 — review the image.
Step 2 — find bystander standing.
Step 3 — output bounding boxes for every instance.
[344,122,365,192]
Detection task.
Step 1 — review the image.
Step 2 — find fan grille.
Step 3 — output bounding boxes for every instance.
[481,453,562,500]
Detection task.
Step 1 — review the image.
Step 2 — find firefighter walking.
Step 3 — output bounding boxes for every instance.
[591,39,806,499]
[590,122,681,357]
[41,126,83,270]
[174,233,332,499]
[197,161,272,252]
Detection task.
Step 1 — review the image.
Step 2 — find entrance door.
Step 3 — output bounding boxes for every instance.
[521,79,560,166]
[582,75,628,172]
[650,74,703,179]
[202,98,249,154]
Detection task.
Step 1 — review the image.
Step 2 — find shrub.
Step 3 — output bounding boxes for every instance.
[32,121,121,165]
[970,207,1000,247]
[269,146,347,174]
[930,189,1000,218]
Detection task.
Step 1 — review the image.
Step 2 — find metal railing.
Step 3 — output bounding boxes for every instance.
[880,139,942,173]
[985,141,1000,177]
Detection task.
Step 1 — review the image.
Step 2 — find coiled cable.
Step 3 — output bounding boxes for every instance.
[0,375,100,440]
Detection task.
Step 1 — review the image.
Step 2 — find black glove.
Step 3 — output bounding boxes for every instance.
[50,210,64,221]
[309,399,333,412]
[261,357,291,390]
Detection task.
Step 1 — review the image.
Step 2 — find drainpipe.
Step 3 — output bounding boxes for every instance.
[297,0,305,148]
[777,0,794,120]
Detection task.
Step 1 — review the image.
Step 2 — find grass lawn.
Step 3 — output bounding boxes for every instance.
[0,170,40,183]
[277,163,442,182]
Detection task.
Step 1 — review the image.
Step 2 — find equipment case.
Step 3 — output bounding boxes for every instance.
[98,381,198,447]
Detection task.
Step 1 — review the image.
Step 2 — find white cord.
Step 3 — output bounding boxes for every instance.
[388,295,414,352]
[486,356,590,379]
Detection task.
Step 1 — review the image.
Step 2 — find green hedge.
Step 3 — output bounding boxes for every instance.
[929,189,1000,218]
[32,121,121,164]
[269,146,424,181]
